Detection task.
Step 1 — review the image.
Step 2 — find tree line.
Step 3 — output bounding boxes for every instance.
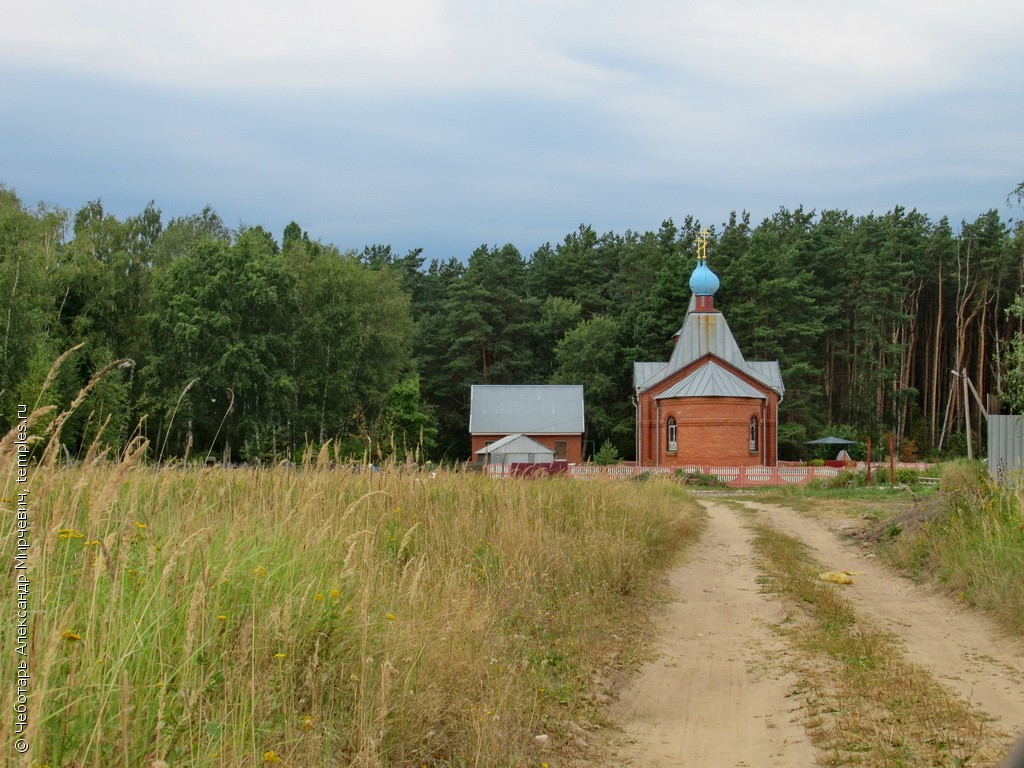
[1,183,1022,463]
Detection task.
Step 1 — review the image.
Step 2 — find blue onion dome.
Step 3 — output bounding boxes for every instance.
[688,258,720,296]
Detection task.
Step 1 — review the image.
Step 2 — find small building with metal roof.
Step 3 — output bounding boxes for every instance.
[634,235,784,467]
[474,434,556,465]
[469,384,585,464]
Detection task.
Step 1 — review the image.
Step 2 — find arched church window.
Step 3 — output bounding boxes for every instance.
[749,416,759,452]
[667,417,677,452]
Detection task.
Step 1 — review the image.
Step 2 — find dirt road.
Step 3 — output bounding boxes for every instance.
[607,498,1024,767]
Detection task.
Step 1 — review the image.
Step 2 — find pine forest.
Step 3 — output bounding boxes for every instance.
[2,184,1023,464]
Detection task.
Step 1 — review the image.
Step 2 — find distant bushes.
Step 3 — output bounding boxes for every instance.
[812,466,927,490]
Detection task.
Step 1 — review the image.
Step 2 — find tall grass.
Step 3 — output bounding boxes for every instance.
[1,443,700,767]
[884,460,1024,635]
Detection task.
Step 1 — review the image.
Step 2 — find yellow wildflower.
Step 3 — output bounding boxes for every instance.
[330,589,340,599]
[62,630,82,642]
[216,615,228,622]
[302,716,313,731]
[252,566,267,577]
[58,528,85,540]
[385,613,396,621]
[134,522,147,530]
[275,652,287,660]
[263,751,282,764]
[314,593,324,601]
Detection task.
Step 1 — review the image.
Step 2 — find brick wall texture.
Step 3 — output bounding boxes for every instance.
[638,360,779,467]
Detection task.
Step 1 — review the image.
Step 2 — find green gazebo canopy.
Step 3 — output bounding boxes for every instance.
[805,436,859,445]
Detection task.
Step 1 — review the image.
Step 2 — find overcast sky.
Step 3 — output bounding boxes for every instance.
[3,0,1023,260]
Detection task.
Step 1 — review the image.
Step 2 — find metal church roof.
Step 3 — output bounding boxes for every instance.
[655,361,767,400]
[634,362,668,390]
[634,310,783,395]
[469,384,585,434]
[634,251,784,398]
[744,360,784,393]
[667,311,746,377]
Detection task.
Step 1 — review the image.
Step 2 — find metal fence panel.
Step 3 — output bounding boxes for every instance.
[988,415,1024,480]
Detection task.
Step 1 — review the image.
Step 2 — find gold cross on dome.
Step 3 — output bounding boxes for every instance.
[697,227,710,262]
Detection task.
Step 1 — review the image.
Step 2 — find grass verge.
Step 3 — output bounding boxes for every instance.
[749,518,1002,767]
[880,463,1024,637]
[1,450,702,768]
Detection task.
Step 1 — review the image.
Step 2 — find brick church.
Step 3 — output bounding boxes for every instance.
[633,236,784,467]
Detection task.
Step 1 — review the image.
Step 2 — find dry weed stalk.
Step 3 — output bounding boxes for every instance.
[40,356,135,467]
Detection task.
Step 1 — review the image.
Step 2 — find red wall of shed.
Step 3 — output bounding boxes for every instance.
[470,434,584,464]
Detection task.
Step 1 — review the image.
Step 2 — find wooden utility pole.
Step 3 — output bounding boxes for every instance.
[866,437,872,485]
[962,367,972,460]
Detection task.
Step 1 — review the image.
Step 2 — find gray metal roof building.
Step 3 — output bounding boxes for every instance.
[469,384,585,434]
[475,434,556,464]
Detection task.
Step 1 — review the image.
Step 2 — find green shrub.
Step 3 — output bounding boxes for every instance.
[893,468,922,485]
[875,468,924,486]
[673,469,727,488]
[822,469,866,489]
[593,439,622,466]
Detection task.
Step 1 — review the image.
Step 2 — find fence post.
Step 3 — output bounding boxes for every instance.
[866,437,873,485]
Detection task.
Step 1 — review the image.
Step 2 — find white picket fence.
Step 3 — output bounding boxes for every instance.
[485,463,842,486]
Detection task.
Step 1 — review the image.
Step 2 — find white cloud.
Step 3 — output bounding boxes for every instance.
[7,0,1019,102]
[3,0,1022,254]
[2,0,453,89]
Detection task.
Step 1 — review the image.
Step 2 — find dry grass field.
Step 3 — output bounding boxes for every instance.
[1,435,702,767]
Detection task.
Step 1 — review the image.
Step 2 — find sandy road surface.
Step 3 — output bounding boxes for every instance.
[609,499,815,767]
[608,498,1024,767]
[744,500,1024,738]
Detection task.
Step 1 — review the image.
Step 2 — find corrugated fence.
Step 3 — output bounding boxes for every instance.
[988,415,1024,482]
